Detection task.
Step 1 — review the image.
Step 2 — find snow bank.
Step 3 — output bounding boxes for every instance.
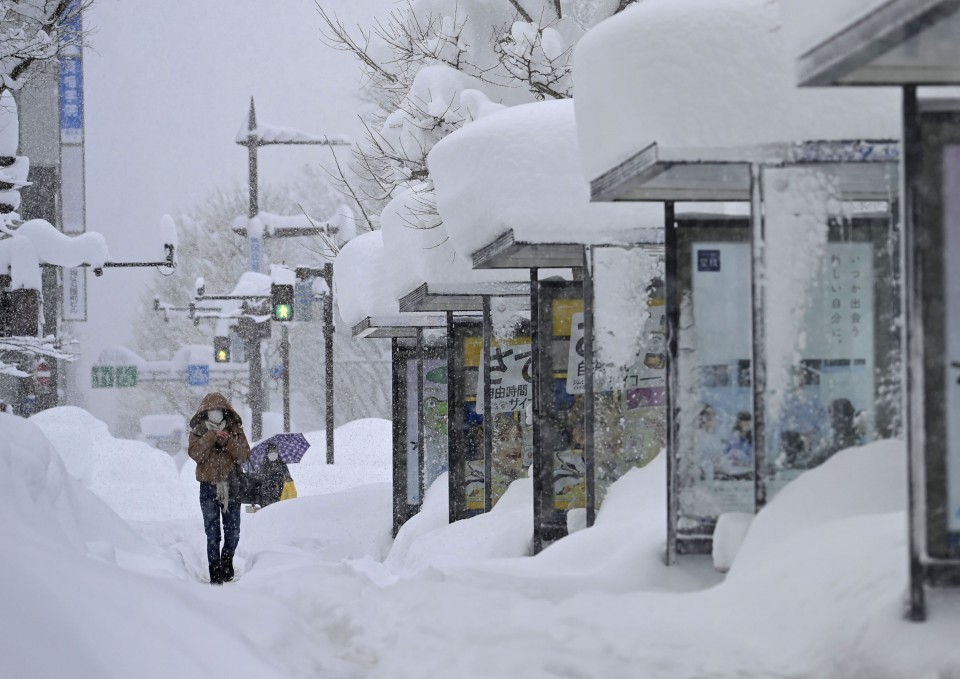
[429,98,663,261]
[730,438,906,573]
[572,0,901,182]
[30,406,195,521]
[0,411,335,679]
[293,418,393,495]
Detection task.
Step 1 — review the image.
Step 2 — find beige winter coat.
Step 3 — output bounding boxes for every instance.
[187,392,251,483]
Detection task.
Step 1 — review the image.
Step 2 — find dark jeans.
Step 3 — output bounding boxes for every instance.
[199,482,241,567]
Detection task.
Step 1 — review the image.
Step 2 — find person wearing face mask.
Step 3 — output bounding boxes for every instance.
[257,441,294,508]
[188,392,251,584]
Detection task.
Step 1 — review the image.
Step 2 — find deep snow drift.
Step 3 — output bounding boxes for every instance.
[2,407,960,678]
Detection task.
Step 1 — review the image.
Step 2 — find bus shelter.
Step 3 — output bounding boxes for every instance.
[470,230,589,552]
[590,140,902,560]
[352,314,446,536]
[574,0,903,562]
[790,0,960,620]
[400,281,527,521]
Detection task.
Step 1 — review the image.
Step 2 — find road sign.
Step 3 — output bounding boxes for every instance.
[270,365,284,379]
[92,366,114,388]
[187,364,210,387]
[35,361,52,387]
[116,366,138,388]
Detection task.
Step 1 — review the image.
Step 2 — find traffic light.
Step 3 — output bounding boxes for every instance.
[214,336,230,363]
[271,283,294,322]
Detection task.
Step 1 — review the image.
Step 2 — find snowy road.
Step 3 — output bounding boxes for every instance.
[4,408,960,678]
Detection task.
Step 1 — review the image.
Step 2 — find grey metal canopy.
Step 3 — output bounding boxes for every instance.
[591,140,900,203]
[351,314,447,339]
[471,229,588,269]
[798,0,960,86]
[398,281,530,313]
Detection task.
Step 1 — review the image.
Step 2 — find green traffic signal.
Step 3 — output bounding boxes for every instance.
[271,283,295,322]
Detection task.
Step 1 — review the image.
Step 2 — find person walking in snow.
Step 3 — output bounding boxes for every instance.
[256,441,294,508]
[188,392,251,584]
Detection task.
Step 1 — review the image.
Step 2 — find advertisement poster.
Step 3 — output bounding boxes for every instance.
[422,359,449,493]
[682,241,754,528]
[549,296,585,512]
[480,337,534,506]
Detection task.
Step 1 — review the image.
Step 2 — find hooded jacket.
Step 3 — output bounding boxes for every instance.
[188,392,251,483]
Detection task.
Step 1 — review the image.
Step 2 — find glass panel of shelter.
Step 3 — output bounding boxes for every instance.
[918,109,960,564]
[759,164,901,503]
[481,296,533,509]
[390,329,448,536]
[672,217,754,555]
[534,279,586,549]
[586,245,667,524]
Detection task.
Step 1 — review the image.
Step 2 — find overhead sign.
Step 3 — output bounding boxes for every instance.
[92,365,138,388]
[187,364,210,387]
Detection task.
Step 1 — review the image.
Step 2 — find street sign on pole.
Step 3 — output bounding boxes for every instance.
[91,366,114,388]
[116,366,138,388]
[187,364,210,387]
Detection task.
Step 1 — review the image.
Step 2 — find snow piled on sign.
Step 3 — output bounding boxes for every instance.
[7,407,960,677]
[572,0,901,181]
[429,98,663,260]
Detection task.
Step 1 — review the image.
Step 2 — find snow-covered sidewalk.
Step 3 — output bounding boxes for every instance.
[2,407,959,678]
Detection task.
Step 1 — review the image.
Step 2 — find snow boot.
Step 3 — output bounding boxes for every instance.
[209,562,223,585]
[220,556,234,583]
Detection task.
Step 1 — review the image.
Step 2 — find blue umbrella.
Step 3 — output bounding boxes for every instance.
[249,433,311,469]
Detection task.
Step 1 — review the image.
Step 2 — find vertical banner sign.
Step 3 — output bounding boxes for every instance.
[945,145,960,534]
[59,0,85,236]
[61,266,86,320]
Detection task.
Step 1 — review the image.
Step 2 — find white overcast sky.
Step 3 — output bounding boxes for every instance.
[79,0,394,426]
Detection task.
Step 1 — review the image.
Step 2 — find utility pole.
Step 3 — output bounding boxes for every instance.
[236,97,348,449]
[323,263,335,463]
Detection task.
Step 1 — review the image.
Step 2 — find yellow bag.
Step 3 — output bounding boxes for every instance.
[279,479,298,501]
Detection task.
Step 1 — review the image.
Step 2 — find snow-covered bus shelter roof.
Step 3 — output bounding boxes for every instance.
[398,281,530,313]
[790,0,960,86]
[572,0,901,203]
[429,99,663,269]
[351,314,448,340]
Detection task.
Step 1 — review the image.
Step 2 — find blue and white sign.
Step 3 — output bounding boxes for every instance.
[270,365,284,379]
[59,55,83,143]
[697,249,721,272]
[187,364,210,387]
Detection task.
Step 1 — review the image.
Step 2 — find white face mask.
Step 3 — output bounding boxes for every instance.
[267,451,279,461]
[207,409,224,424]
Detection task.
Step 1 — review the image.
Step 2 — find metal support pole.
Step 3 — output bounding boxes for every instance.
[664,201,679,566]
[245,98,262,274]
[482,296,493,512]
[750,163,767,512]
[903,85,927,622]
[530,267,543,554]
[583,247,596,528]
[324,263,335,464]
[249,336,263,441]
[281,324,290,433]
